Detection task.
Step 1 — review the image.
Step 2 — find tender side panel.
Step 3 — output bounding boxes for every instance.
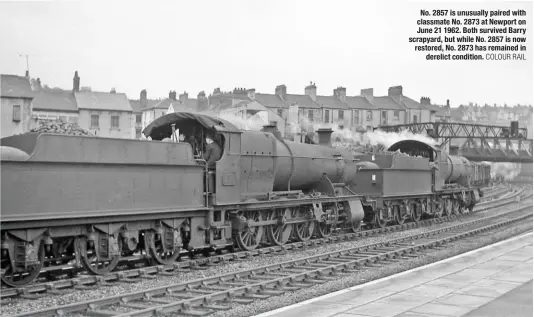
[1,161,204,222]
[352,169,432,197]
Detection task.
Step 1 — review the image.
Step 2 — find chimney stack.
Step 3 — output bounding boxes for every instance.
[25,70,30,78]
[360,88,374,104]
[446,99,450,107]
[317,128,333,146]
[73,71,80,92]
[305,82,317,101]
[110,88,116,94]
[179,91,188,103]
[197,91,208,112]
[275,85,287,99]
[246,88,256,100]
[388,85,403,103]
[169,90,177,100]
[333,86,347,102]
[35,78,42,91]
[140,89,148,108]
[420,97,431,105]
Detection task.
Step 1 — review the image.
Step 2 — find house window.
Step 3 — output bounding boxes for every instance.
[325,110,330,123]
[394,110,399,120]
[381,111,387,125]
[59,116,67,122]
[135,127,142,139]
[353,111,359,125]
[277,109,283,117]
[12,105,21,122]
[90,114,99,128]
[413,115,418,123]
[339,110,344,120]
[366,111,372,121]
[111,114,120,129]
[136,114,142,124]
[69,116,78,124]
[308,109,314,122]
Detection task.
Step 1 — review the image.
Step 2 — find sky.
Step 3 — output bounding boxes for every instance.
[0,0,532,107]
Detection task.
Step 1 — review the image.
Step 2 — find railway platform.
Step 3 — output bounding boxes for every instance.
[253,232,533,317]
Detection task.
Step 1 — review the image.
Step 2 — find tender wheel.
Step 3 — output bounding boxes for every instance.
[266,208,293,246]
[293,207,315,241]
[1,241,44,287]
[234,210,264,251]
[77,236,121,275]
[374,207,389,229]
[144,229,181,265]
[393,205,405,225]
[316,204,338,238]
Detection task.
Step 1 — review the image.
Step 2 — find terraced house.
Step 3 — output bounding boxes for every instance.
[0,73,34,138]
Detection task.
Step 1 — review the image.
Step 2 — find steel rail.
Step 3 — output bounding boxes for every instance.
[8,199,532,317]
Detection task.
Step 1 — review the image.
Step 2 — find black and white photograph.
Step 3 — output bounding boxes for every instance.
[0,1,532,316]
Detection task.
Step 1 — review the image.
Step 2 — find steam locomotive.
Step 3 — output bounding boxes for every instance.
[0,112,490,286]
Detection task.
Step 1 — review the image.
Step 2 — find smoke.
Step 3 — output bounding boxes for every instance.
[483,162,522,180]
[299,118,438,149]
[184,109,268,131]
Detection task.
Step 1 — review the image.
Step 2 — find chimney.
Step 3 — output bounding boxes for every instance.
[317,128,333,146]
[246,88,256,100]
[179,91,188,103]
[305,82,317,101]
[446,99,450,107]
[73,71,80,92]
[388,85,403,103]
[275,85,287,99]
[110,88,116,94]
[35,78,42,91]
[169,90,177,100]
[197,91,208,112]
[360,88,374,104]
[333,86,347,102]
[213,88,221,95]
[140,89,147,108]
[261,122,282,139]
[25,70,30,78]
[420,97,431,105]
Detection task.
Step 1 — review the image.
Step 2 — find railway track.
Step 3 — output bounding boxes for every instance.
[0,185,525,301]
[7,194,532,317]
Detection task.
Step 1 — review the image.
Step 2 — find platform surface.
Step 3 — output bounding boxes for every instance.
[254,232,533,317]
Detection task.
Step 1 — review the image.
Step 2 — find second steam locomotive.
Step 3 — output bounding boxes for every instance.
[0,112,490,286]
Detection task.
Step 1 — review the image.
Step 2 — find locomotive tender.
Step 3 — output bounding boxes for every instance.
[0,112,490,286]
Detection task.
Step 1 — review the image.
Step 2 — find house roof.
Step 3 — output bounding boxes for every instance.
[315,95,350,110]
[129,99,142,113]
[0,74,34,99]
[345,96,374,110]
[75,91,132,111]
[402,96,428,110]
[284,94,320,108]
[373,96,405,110]
[32,90,78,112]
[255,93,286,108]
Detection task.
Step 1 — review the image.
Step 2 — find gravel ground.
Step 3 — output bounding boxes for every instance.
[0,198,530,316]
[208,222,533,317]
